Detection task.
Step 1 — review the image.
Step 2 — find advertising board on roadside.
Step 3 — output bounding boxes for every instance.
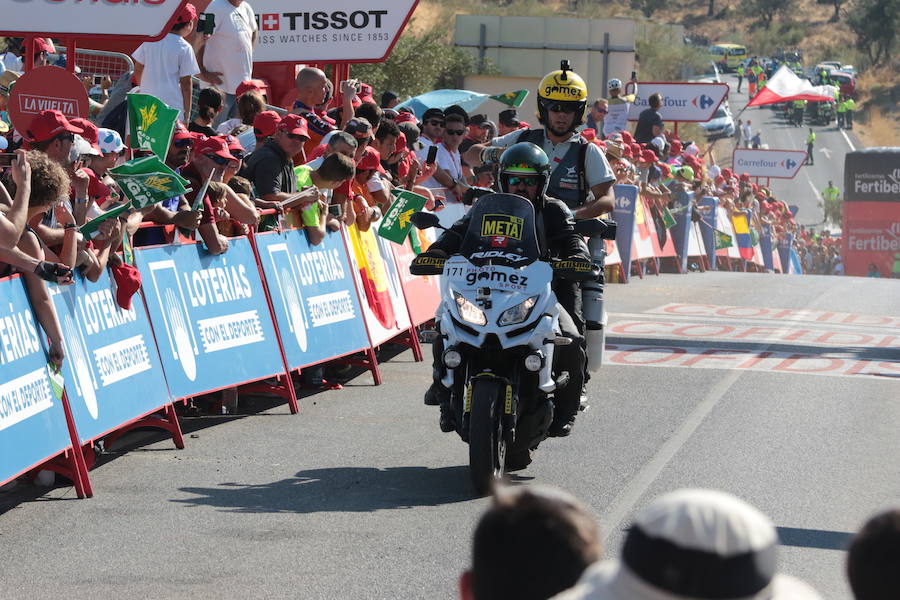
[732,148,808,179]
[627,82,729,122]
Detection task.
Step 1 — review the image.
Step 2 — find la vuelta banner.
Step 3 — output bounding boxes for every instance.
[49,269,171,443]
[0,0,189,39]
[253,228,369,369]
[135,238,284,399]
[0,276,75,486]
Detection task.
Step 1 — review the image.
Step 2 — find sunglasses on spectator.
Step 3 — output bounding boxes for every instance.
[230,151,246,161]
[287,133,307,141]
[596,108,609,114]
[205,154,230,166]
[546,102,578,114]
[507,175,540,187]
[174,138,193,148]
[445,129,466,136]
[426,120,445,127]
[56,133,75,143]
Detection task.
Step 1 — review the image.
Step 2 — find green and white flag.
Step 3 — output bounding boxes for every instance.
[661,206,677,230]
[128,93,178,159]
[714,229,733,250]
[378,189,428,244]
[109,155,190,209]
[490,90,529,108]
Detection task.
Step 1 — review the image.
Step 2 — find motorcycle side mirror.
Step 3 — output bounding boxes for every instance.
[574,218,617,241]
[410,211,441,230]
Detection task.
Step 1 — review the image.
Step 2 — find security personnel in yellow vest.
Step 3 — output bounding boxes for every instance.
[836,96,847,129]
[792,99,807,127]
[806,128,816,165]
[736,64,745,93]
[843,97,856,129]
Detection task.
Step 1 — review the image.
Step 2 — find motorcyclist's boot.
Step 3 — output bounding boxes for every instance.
[424,382,449,406]
[548,412,576,437]
[424,336,449,406]
[439,401,456,433]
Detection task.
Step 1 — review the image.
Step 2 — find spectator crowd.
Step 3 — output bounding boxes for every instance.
[460,483,900,600]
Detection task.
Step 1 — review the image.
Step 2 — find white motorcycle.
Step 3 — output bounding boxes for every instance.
[410,193,604,494]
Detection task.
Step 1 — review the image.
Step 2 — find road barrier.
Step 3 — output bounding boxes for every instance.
[0,194,795,496]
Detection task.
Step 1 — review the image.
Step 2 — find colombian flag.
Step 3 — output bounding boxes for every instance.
[348,223,396,329]
[635,198,651,240]
[731,212,755,260]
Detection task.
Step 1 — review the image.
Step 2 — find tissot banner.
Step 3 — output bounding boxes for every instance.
[250,1,418,63]
[0,276,74,486]
[253,229,369,369]
[49,269,171,443]
[135,238,284,399]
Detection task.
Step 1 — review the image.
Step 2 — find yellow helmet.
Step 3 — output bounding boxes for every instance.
[537,60,588,134]
[538,61,588,102]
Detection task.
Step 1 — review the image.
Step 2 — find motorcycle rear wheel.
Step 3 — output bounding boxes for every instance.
[468,378,506,496]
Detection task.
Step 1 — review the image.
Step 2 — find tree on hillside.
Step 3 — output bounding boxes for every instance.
[630,0,667,19]
[708,0,715,16]
[816,0,844,22]
[750,0,795,27]
[846,0,899,67]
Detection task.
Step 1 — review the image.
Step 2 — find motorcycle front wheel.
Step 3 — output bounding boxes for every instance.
[468,378,506,496]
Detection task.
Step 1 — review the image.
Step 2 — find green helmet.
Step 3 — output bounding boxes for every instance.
[498,142,552,205]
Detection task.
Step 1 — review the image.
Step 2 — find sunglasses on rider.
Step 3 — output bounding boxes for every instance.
[545,102,578,114]
[445,129,466,136]
[507,175,540,187]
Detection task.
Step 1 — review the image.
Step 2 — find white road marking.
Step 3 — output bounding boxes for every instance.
[840,128,857,151]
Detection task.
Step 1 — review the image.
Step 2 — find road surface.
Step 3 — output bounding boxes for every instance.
[1,271,898,599]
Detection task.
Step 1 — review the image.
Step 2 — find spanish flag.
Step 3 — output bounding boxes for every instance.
[348,223,396,330]
[730,212,755,261]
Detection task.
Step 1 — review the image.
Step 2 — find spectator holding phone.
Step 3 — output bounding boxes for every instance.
[196,0,258,128]
[418,112,468,204]
[132,2,201,120]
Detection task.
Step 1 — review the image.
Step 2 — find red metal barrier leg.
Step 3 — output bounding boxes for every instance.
[102,404,186,451]
[394,326,424,362]
[59,389,93,498]
[367,347,383,385]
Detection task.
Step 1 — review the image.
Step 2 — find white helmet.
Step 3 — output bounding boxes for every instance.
[607,78,623,91]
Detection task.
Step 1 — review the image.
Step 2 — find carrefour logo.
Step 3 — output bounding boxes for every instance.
[781,159,797,171]
[692,94,715,110]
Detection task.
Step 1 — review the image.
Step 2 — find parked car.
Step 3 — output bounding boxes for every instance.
[701,104,736,139]
[829,71,856,97]
[841,65,858,76]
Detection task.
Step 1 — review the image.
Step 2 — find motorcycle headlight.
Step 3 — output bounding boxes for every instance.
[454,291,487,326]
[497,295,539,326]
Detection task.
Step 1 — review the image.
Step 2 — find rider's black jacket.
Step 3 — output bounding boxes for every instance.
[429,196,589,263]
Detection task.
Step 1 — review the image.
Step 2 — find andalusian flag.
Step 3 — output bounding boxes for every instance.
[730,212,755,260]
[714,229,733,250]
[109,155,190,208]
[348,222,396,330]
[378,190,427,244]
[490,90,529,107]
[128,93,179,159]
[661,206,677,229]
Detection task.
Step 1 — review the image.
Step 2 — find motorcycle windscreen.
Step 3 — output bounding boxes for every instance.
[458,193,540,267]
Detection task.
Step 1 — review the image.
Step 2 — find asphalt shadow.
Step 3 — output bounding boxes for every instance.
[776,526,854,551]
[173,465,477,513]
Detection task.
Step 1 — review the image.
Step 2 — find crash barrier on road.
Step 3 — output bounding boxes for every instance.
[609,184,797,281]
[0,223,440,496]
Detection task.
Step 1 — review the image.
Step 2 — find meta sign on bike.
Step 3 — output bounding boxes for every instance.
[627,82,729,122]
[253,229,369,369]
[0,276,74,486]
[49,269,171,443]
[135,238,284,399]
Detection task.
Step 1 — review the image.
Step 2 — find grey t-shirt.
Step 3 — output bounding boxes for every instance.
[491,129,614,189]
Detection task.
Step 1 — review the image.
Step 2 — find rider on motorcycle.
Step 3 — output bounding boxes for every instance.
[424,142,589,437]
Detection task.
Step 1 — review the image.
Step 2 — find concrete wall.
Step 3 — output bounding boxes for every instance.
[454,14,636,106]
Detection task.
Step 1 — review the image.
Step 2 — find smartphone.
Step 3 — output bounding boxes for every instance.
[0,153,16,168]
[328,204,343,217]
[426,145,438,165]
[631,71,637,81]
[204,13,215,35]
[92,75,103,86]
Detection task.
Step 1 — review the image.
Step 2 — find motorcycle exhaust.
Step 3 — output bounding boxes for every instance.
[585,327,605,373]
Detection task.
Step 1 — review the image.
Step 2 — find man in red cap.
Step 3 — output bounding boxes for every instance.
[179,136,234,255]
[243,114,310,211]
[132,2,200,119]
[252,110,281,145]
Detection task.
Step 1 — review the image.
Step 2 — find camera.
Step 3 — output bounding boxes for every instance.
[328,204,343,218]
[92,75,103,86]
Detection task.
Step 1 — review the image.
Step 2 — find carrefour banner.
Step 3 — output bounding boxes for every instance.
[669,190,694,273]
[135,238,284,399]
[49,269,171,443]
[612,184,638,282]
[0,276,75,486]
[254,229,369,369]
